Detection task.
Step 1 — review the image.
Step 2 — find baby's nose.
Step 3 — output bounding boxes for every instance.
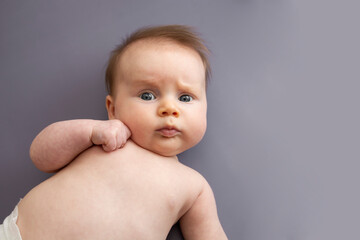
[158,102,179,118]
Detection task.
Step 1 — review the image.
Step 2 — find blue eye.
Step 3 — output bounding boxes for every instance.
[179,95,193,102]
[140,92,156,101]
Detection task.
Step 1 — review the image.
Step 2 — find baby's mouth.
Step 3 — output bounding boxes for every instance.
[156,127,180,137]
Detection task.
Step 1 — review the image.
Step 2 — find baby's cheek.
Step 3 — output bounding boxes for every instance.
[127,128,149,150]
[126,122,144,139]
[127,116,152,137]
[188,117,207,145]
[197,122,207,140]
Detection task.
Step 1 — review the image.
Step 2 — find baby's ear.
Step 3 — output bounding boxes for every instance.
[106,95,116,120]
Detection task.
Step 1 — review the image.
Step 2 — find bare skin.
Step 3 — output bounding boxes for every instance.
[18,141,212,239]
[16,39,227,239]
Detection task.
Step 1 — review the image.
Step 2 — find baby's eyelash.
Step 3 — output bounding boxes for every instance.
[139,92,156,101]
[179,94,193,102]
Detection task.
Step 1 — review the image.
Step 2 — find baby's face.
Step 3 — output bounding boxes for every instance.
[107,39,207,157]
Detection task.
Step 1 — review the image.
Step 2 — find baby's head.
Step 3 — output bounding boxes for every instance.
[105,25,210,157]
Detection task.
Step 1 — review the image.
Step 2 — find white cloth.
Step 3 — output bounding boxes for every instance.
[0,203,22,240]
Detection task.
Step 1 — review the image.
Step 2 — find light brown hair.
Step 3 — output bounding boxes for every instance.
[105,25,211,95]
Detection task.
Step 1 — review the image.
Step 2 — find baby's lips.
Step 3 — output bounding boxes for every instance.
[156,127,180,137]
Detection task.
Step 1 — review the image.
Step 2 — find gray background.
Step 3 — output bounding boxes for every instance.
[1,0,360,239]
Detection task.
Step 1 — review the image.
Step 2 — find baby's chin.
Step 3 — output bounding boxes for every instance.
[131,138,190,158]
[144,145,182,158]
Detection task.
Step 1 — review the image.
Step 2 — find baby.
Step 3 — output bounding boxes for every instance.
[0,25,227,240]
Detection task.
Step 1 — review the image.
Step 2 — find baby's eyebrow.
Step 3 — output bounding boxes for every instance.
[129,77,203,95]
[129,78,160,87]
[177,80,193,89]
[176,79,203,93]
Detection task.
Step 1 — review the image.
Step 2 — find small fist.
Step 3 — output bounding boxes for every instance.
[91,120,131,152]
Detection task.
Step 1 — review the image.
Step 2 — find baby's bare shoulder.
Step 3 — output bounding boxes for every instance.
[176,161,206,183]
[172,160,208,192]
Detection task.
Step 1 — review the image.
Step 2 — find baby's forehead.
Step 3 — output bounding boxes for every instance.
[117,39,206,80]
[121,38,199,60]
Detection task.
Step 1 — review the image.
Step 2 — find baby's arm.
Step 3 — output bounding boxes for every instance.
[30,119,131,173]
[180,180,228,240]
